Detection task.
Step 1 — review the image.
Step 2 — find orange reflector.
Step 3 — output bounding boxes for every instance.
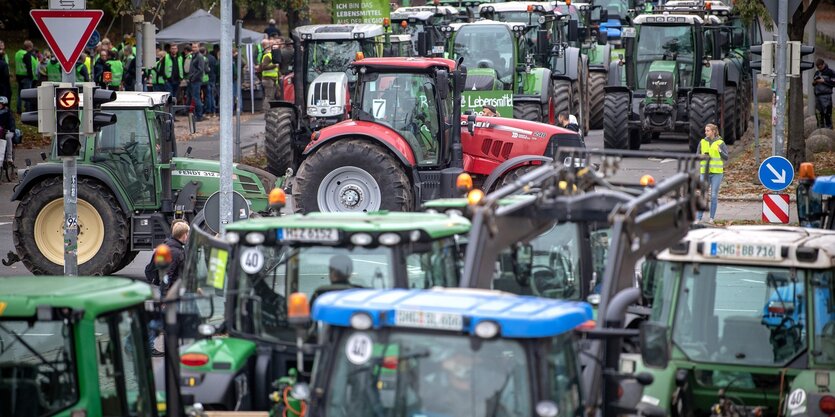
[456,173,473,192]
[467,189,484,206]
[180,353,209,367]
[401,20,408,28]
[382,356,399,369]
[154,244,172,266]
[575,320,596,330]
[640,174,656,187]
[799,162,816,180]
[269,188,287,208]
[434,0,440,4]
[566,0,571,5]
[527,4,534,12]
[705,1,712,9]
[355,52,365,61]
[288,292,311,319]
[383,17,390,27]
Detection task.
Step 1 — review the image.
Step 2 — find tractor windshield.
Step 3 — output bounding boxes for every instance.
[636,25,695,89]
[452,25,515,85]
[306,40,377,84]
[595,0,627,19]
[0,319,78,416]
[180,226,229,329]
[359,72,441,165]
[232,238,462,342]
[811,271,835,366]
[651,261,807,367]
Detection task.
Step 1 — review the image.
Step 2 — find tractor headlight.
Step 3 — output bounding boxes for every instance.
[330,106,341,114]
[646,90,654,98]
[665,90,673,98]
[307,107,317,115]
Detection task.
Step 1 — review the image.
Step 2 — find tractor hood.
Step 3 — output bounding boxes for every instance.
[171,157,276,212]
[306,72,349,119]
[645,60,677,102]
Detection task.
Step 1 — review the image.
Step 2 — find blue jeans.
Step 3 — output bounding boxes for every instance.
[148,318,163,350]
[17,77,32,113]
[698,173,723,220]
[205,82,216,114]
[190,81,204,119]
[166,80,180,102]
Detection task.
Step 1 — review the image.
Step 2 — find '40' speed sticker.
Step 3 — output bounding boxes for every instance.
[787,389,806,415]
[345,333,373,365]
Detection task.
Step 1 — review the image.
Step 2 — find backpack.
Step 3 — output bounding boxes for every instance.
[145,257,161,286]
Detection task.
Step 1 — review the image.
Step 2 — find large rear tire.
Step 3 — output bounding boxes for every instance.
[723,86,737,145]
[604,92,630,149]
[513,101,543,123]
[293,139,413,213]
[552,80,571,123]
[112,251,140,273]
[13,177,130,275]
[265,107,296,176]
[689,93,718,152]
[588,71,606,129]
[571,79,587,135]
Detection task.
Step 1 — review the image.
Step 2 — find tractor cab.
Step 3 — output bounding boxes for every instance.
[389,5,459,56]
[283,288,593,417]
[166,210,470,411]
[439,0,488,21]
[631,226,835,417]
[797,162,835,230]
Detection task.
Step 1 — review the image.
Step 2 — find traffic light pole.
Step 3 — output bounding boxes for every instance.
[774,0,788,157]
[61,72,78,276]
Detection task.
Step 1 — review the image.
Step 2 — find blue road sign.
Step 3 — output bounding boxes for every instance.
[758,156,794,191]
[86,29,100,49]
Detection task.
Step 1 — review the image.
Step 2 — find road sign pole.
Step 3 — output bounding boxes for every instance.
[135,14,143,92]
[753,69,760,180]
[60,72,78,276]
[235,19,242,163]
[219,0,234,235]
[773,0,788,157]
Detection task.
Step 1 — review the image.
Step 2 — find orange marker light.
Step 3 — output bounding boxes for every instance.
[640,174,656,187]
[467,189,484,206]
[575,320,596,330]
[269,188,287,209]
[434,0,440,5]
[401,20,408,28]
[527,4,534,12]
[154,244,172,267]
[383,17,390,27]
[799,162,816,180]
[565,0,571,5]
[456,172,473,192]
[355,51,365,61]
[288,292,311,319]
[705,1,712,9]
[181,353,210,367]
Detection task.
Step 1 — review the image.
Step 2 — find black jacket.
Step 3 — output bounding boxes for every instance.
[814,65,835,96]
[189,52,205,84]
[0,55,10,102]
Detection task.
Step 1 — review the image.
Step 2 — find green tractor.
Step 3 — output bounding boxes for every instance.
[603,8,751,151]
[627,225,835,417]
[478,1,590,131]
[12,90,276,276]
[163,210,470,411]
[388,5,460,56]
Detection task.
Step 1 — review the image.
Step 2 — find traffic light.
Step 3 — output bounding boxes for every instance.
[750,41,774,75]
[54,87,81,156]
[789,41,815,76]
[20,84,57,133]
[79,83,117,134]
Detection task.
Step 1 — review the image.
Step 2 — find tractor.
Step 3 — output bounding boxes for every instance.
[11,91,276,276]
[797,162,835,230]
[389,4,460,56]
[627,225,835,417]
[478,1,589,131]
[264,24,390,177]
[603,6,751,151]
[161,209,470,411]
[289,56,581,213]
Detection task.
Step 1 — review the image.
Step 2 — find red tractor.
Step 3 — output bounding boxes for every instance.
[292,57,582,212]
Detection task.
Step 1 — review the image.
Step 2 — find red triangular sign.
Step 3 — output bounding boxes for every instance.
[31,10,103,73]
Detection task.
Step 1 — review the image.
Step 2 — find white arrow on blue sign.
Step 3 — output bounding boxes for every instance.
[758,156,794,191]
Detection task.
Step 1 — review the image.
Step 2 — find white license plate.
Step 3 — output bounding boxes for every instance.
[277,228,339,243]
[621,27,636,38]
[395,310,464,331]
[432,45,445,54]
[704,242,781,261]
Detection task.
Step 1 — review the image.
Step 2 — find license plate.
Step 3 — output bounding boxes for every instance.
[432,45,445,54]
[621,27,636,38]
[277,228,339,243]
[704,242,781,261]
[395,309,464,331]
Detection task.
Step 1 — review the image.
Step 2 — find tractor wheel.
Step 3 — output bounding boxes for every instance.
[13,177,130,275]
[603,92,630,149]
[722,86,737,145]
[689,93,718,152]
[571,79,586,134]
[293,139,413,213]
[499,164,537,189]
[588,71,606,129]
[112,251,140,273]
[551,80,571,123]
[513,101,543,123]
[265,107,296,176]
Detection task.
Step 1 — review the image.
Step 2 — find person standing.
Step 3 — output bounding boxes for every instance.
[558,111,580,132]
[188,43,206,121]
[813,59,835,129]
[144,220,190,356]
[122,48,136,91]
[697,123,728,224]
[265,18,281,38]
[163,44,184,101]
[94,49,109,89]
[0,43,12,104]
[104,50,124,90]
[14,40,38,114]
[260,40,279,108]
[201,46,216,117]
[45,53,62,83]
[75,54,90,83]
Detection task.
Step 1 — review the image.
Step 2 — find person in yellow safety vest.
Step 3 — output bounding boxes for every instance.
[150,50,167,92]
[46,56,62,82]
[697,123,729,224]
[260,39,280,108]
[14,40,38,114]
[75,54,90,83]
[105,50,124,90]
[162,44,184,100]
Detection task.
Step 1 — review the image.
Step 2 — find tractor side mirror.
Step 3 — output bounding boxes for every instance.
[466,113,476,135]
[417,31,429,57]
[437,70,449,100]
[732,29,744,48]
[597,28,608,45]
[455,63,468,95]
[567,20,579,43]
[639,322,670,369]
[600,9,609,22]
[537,29,549,54]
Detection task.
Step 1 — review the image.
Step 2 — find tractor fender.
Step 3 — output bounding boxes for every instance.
[724,60,740,87]
[606,61,623,86]
[690,86,718,98]
[481,155,553,192]
[552,47,581,81]
[522,67,552,102]
[304,120,417,167]
[703,61,727,93]
[602,43,613,71]
[11,164,130,213]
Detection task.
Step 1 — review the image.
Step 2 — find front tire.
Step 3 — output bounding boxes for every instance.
[689,93,718,152]
[552,80,571,123]
[265,107,296,176]
[723,86,737,145]
[293,139,413,213]
[588,71,606,129]
[13,177,130,275]
[513,101,544,123]
[604,92,630,149]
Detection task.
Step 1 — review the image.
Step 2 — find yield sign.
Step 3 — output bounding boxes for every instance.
[30,10,103,73]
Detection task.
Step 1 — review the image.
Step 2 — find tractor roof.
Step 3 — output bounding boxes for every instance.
[294,24,385,40]
[449,19,523,32]
[391,10,437,20]
[664,0,733,14]
[312,288,592,338]
[225,210,471,240]
[0,276,152,318]
[813,175,835,196]
[351,57,457,71]
[79,91,171,109]
[657,226,835,269]
[479,1,556,13]
[633,12,722,25]
[392,5,459,19]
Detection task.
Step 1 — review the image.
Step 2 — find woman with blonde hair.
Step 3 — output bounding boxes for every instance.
[697,123,728,223]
